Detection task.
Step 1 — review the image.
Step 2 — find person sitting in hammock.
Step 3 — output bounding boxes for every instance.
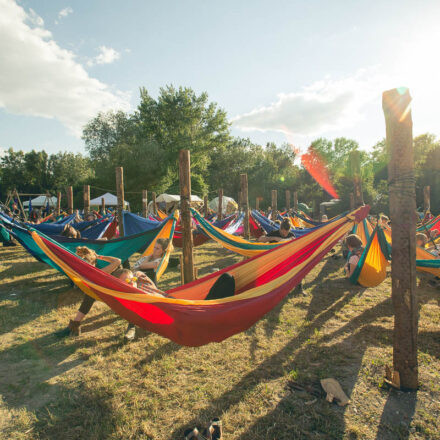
[416,233,428,249]
[344,234,364,277]
[61,224,81,239]
[59,246,121,336]
[257,218,294,243]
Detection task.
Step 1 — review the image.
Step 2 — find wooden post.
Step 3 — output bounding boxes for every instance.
[350,193,355,211]
[285,190,291,211]
[115,167,125,237]
[238,191,243,210]
[101,197,105,214]
[142,190,148,218]
[256,197,260,211]
[218,188,223,220]
[350,151,364,207]
[293,191,298,211]
[56,192,62,216]
[179,150,194,284]
[271,190,278,219]
[241,174,250,239]
[14,190,27,220]
[423,186,430,214]
[204,195,209,217]
[83,185,90,216]
[67,186,73,214]
[383,87,418,390]
[152,192,157,215]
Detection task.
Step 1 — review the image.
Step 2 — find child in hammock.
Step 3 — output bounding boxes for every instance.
[344,234,364,277]
[133,238,172,282]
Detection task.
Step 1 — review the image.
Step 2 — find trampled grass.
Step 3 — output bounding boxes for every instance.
[0,241,439,439]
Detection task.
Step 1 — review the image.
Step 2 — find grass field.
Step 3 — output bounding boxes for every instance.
[0,240,439,440]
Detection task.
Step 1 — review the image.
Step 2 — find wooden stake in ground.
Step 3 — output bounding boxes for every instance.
[179,150,194,284]
[67,186,73,215]
[271,190,278,219]
[218,188,223,221]
[83,185,90,216]
[350,150,364,207]
[204,195,209,217]
[115,167,125,237]
[383,87,418,390]
[293,191,298,211]
[142,190,148,218]
[152,192,157,215]
[56,192,61,216]
[423,186,430,214]
[350,193,355,211]
[241,173,250,239]
[285,190,291,211]
[101,197,105,214]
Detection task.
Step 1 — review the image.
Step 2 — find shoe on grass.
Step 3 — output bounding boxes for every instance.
[124,326,136,342]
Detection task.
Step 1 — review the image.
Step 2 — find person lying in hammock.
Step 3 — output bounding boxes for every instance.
[344,234,364,278]
[257,218,294,243]
[61,224,81,239]
[58,246,121,337]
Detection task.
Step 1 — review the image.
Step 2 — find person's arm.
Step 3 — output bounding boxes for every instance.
[97,255,121,273]
[137,259,160,270]
[134,271,156,287]
[345,256,358,277]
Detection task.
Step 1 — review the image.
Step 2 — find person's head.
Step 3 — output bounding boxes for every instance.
[416,233,428,248]
[379,215,389,226]
[152,238,171,259]
[344,234,363,251]
[114,268,135,284]
[76,246,97,266]
[321,215,328,222]
[279,218,292,237]
[86,213,96,222]
[62,224,80,239]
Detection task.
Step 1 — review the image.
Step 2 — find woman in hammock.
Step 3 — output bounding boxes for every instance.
[344,234,364,277]
[257,218,294,243]
[59,246,121,336]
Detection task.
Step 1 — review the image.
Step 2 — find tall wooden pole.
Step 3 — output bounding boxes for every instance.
[115,167,125,237]
[350,193,355,211]
[142,190,148,218]
[152,192,157,215]
[383,87,418,390]
[218,188,223,220]
[203,195,209,217]
[271,190,278,220]
[67,186,73,214]
[285,190,291,211]
[293,191,298,211]
[101,197,105,214]
[350,150,364,207]
[241,174,250,239]
[238,191,243,210]
[179,150,195,283]
[56,192,61,216]
[83,185,90,216]
[423,186,430,214]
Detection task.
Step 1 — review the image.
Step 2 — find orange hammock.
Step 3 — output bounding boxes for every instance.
[32,206,369,346]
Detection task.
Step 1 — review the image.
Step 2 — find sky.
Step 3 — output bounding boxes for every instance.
[1,0,440,156]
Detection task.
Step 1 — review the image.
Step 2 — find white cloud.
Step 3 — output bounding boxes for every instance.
[232,70,382,138]
[87,46,121,66]
[0,0,130,137]
[28,8,44,27]
[58,6,73,19]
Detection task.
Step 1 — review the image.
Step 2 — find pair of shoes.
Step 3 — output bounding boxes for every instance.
[205,418,222,440]
[124,325,136,342]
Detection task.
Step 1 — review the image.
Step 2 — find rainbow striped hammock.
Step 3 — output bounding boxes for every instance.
[31,206,369,346]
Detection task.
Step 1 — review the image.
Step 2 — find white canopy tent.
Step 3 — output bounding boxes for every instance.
[23,195,58,208]
[89,192,129,207]
[148,193,203,214]
[209,196,238,215]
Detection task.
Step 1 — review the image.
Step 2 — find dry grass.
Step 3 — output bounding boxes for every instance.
[0,241,439,440]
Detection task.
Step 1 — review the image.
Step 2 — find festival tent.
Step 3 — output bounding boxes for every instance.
[209,196,238,215]
[148,194,203,214]
[23,196,57,208]
[89,192,129,207]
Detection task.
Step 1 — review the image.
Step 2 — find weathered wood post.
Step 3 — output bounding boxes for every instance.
[83,185,90,216]
[152,192,157,215]
[350,193,355,211]
[271,190,278,219]
[383,87,418,390]
[204,195,209,217]
[350,150,364,207]
[115,167,125,237]
[101,197,105,214]
[238,191,243,211]
[142,190,148,218]
[293,191,298,211]
[218,188,223,221]
[67,186,73,214]
[423,186,430,214]
[56,192,62,216]
[241,173,250,239]
[179,150,195,283]
[285,190,291,211]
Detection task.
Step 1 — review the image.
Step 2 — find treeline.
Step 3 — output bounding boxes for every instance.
[1,85,439,215]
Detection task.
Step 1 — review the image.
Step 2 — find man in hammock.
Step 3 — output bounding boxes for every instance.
[257,218,294,243]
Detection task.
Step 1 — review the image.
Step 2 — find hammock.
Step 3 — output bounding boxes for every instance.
[30,205,370,346]
[351,218,373,245]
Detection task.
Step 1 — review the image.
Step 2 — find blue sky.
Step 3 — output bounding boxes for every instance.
[1,0,440,155]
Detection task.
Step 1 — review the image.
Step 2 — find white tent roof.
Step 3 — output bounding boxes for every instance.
[209,196,238,215]
[23,196,58,207]
[89,192,129,207]
[156,193,203,203]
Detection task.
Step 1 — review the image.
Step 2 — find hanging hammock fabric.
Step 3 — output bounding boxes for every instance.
[351,218,373,246]
[416,215,440,233]
[30,205,369,346]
